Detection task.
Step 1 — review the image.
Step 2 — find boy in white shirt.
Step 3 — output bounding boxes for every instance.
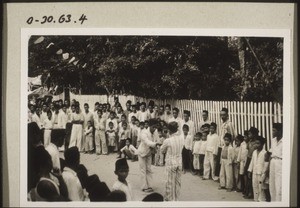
[118,122,131,158]
[84,121,94,154]
[181,124,194,174]
[121,138,138,161]
[192,132,202,176]
[112,158,134,201]
[203,123,219,180]
[137,102,149,122]
[168,107,183,135]
[200,131,208,177]
[128,105,138,123]
[248,136,267,202]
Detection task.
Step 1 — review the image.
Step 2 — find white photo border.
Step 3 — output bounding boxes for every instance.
[21,28,292,207]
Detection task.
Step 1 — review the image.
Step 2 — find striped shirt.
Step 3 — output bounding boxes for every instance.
[161,133,184,168]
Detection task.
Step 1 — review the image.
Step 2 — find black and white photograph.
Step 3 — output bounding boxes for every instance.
[21,28,291,207]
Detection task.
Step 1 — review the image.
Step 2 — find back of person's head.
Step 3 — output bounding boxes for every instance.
[35,146,53,173]
[76,164,89,188]
[142,192,164,201]
[51,129,65,147]
[249,127,259,136]
[86,174,111,202]
[64,146,80,168]
[148,118,159,127]
[36,179,60,201]
[168,122,179,134]
[106,190,126,201]
[28,122,43,146]
[115,158,129,172]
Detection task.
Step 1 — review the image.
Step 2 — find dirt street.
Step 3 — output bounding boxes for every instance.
[78,152,252,202]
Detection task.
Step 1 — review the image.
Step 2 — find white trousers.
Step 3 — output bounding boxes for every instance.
[252,173,266,201]
[269,159,282,201]
[69,124,83,150]
[203,151,216,180]
[138,154,153,190]
[165,166,181,201]
[44,129,51,148]
[95,130,107,154]
[219,158,233,189]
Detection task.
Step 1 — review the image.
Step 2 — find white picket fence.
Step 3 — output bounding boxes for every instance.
[68,93,282,150]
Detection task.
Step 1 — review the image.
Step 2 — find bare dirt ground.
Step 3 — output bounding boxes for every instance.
[78,152,252,202]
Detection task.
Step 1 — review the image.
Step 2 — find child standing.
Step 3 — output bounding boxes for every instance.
[200,131,208,177]
[181,125,194,174]
[247,136,267,202]
[106,122,117,153]
[203,123,219,181]
[112,158,134,201]
[136,121,145,149]
[84,120,94,154]
[219,133,234,192]
[118,122,131,158]
[192,132,202,176]
[131,119,140,148]
[238,131,249,196]
[154,128,165,166]
[233,135,243,191]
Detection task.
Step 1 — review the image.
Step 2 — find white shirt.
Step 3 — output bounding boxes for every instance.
[137,110,150,122]
[58,111,68,129]
[199,140,207,155]
[45,143,60,170]
[31,113,42,129]
[83,111,94,128]
[62,167,85,201]
[128,112,138,123]
[269,137,282,159]
[95,117,106,131]
[206,133,219,155]
[219,119,237,147]
[121,144,138,155]
[40,111,48,123]
[237,141,248,163]
[182,134,193,150]
[161,133,184,168]
[182,119,195,137]
[112,180,134,201]
[248,149,267,174]
[105,118,118,132]
[71,112,84,123]
[192,140,202,154]
[43,118,53,129]
[137,129,156,157]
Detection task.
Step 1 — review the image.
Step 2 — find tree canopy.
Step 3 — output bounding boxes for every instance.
[28,35,283,103]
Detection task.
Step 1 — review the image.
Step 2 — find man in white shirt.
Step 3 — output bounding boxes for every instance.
[269,123,283,201]
[31,107,43,129]
[137,119,158,192]
[69,104,84,151]
[199,110,212,130]
[168,107,183,135]
[46,130,64,171]
[162,104,173,123]
[40,103,48,124]
[137,102,150,122]
[58,105,68,129]
[62,147,86,201]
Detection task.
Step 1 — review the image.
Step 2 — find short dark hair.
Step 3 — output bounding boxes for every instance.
[224,133,232,141]
[64,146,80,167]
[256,136,266,146]
[148,119,158,127]
[210,122,217,128]
[84,103,89,107]
[172,107,179,113]
[168,122,179,134]
[195,132,202,137]
[203,110,208,114]
[221,107,228,114]
[142,192,164,201]
[182,124,189,131]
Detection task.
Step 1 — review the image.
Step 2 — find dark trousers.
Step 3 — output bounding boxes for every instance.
[215,147,222,177]
[65,123,73,150]
[182,147,194,171]
[199,154,205,175]
[244,157,253,197]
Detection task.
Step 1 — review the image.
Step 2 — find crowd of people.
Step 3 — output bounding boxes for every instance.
[27,96,283,202]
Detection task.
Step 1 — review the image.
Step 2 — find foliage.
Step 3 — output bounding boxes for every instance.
[28,35,283,102]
